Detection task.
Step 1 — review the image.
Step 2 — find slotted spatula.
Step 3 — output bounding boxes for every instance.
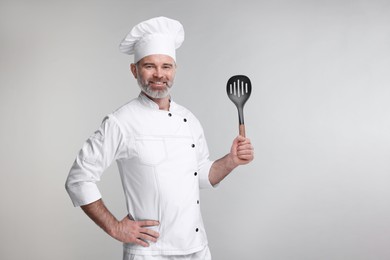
[226,75,252,137]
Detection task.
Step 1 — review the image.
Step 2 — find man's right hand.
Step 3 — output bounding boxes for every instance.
[112,216,160,247]
[80,199,159,247]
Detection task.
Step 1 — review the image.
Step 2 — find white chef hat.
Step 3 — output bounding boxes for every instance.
[119,16,184,63]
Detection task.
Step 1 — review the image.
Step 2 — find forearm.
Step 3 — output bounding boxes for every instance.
[208,136,254,186]
[80,199,159,246]
[81,199,119,237]
[208,153,238,186]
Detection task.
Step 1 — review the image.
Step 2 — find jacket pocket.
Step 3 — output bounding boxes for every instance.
[135,137,167,166]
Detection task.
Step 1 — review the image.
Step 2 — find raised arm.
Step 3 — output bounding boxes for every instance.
[208,135,254,186]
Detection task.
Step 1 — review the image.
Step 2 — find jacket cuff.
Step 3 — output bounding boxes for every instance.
[66,182,102,207]
[198,160,216,189]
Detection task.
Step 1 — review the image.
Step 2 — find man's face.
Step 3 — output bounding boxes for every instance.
[131,54,176,99]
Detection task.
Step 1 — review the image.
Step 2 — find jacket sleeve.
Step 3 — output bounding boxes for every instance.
[192,117,215,189]
[65,115,127,207]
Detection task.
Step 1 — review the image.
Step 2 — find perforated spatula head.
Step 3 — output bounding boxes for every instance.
[226,75,252,137]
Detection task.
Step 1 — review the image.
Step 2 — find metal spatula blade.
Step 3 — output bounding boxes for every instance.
[226,75,252,137]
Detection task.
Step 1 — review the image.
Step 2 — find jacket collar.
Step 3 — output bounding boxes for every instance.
[138,92,175,111]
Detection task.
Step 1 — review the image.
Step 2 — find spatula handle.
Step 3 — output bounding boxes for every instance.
[239,124,246,137]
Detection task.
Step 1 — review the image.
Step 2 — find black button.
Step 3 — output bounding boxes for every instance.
[168,113,172,117]
[194,172,197,176]
[183,118,187,122]
[196,228,199,232]
[191,144,195,148]
[197,200,199,204]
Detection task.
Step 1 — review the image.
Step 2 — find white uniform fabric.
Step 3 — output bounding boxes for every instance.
[66,93,215,256]
[124,245,211,260]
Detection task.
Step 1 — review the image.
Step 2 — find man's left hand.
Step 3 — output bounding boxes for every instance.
[230,135,254,166]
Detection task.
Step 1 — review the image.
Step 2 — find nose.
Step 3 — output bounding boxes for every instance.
[153,67,163,78]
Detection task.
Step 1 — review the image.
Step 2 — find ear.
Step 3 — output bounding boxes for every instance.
[130,63,137,79]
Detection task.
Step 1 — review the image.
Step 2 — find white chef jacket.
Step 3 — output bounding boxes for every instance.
[65,93,215,256]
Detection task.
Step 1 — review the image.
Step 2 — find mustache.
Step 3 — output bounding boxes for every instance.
[137,79,173,99]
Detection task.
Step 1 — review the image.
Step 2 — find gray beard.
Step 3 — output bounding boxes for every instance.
[137,78,172,99]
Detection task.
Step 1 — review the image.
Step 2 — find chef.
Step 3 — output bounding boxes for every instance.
[65,16,254,260]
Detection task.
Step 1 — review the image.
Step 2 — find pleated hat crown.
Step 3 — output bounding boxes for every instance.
[119,16,184,63]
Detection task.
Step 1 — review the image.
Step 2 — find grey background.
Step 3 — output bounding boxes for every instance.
[1,0,390,259]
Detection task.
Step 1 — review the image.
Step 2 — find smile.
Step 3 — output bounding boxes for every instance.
[150,82,167,87]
